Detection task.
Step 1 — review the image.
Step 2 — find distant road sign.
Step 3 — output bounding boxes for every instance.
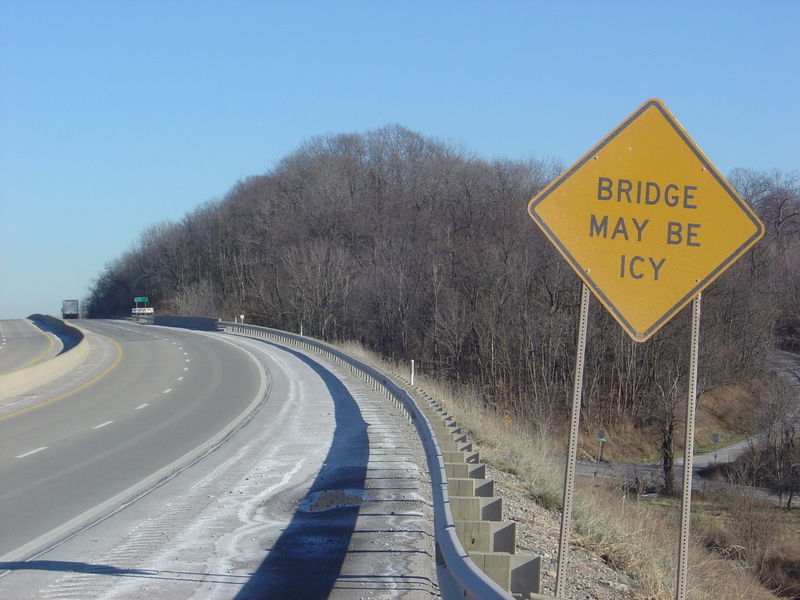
[528,99,764,341]
[134,296,149,303]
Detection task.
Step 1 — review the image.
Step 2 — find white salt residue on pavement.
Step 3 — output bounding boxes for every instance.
[0,335,438,599]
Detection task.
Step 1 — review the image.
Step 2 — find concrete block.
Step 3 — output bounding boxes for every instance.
[422,406,444,417]
[444,463,486,480]
[434,430,458,444]
[434,426,462,438]
[442,450,479,464]
[439,441,472,452]
[448,478,494,497]
[469,552,542,598]
[510,554,543,599]
[450,496,502,522]
[442,417,457,428]
[469,551,511,590]
[455,521,516,553]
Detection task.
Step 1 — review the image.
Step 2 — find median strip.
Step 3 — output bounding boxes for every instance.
[22,320,55,368]
[0,327,122,420]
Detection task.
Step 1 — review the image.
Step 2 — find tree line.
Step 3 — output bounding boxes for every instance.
[86,125,800,481]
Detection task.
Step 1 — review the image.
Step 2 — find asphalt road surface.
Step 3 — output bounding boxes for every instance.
[0,321,437,599]
[0,319,64,375]
[0,320,266,559]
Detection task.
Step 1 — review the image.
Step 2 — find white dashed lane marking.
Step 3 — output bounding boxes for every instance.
[10,333,191,460]
[15,446,48,459]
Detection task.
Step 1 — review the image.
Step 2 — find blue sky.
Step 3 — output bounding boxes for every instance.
[1,0,798,319]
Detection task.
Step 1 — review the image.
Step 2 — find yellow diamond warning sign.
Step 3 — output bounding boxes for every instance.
[527,99,764,342]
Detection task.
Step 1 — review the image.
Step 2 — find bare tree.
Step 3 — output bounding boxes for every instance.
[84,125,791,482]
[172,279,218,317]
[279,240,357,339]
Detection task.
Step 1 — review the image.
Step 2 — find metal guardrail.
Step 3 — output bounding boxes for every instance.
[217,322,547,600]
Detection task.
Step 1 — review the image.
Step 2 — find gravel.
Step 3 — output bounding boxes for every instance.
[486,466,639,600]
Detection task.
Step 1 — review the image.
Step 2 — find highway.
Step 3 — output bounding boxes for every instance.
[0,320,266,559]
[0,319,63,376]
[0,320,437,599]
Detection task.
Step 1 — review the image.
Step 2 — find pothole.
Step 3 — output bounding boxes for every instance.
[298,488,369,512]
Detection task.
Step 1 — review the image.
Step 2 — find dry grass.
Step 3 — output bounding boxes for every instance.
[761,540,800,598]
[335,342,782,600]
[692,482,800,598]
[572,384,759,466]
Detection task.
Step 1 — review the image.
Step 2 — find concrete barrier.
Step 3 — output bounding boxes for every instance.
[152,316,220,331]
[0,315,89,402]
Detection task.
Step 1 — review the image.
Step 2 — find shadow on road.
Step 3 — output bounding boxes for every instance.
[0,560,252,586]
[0,560,151,576]
[0,340,371,598]
[233,341,370,600]
[28,318,77,353]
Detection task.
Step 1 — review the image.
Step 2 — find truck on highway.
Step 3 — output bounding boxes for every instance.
[62,299,79,319]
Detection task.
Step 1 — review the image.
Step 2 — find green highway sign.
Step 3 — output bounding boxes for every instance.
[134,296,149,303]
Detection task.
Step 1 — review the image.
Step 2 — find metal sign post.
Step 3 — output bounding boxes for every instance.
[555,283,591,598]
[676,293,702,600]
[598,430,607,463]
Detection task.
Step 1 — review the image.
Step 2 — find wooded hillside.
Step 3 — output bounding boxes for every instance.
[86,125,799,447]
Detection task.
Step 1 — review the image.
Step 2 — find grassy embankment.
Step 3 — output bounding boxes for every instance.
[338,341,788,600]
